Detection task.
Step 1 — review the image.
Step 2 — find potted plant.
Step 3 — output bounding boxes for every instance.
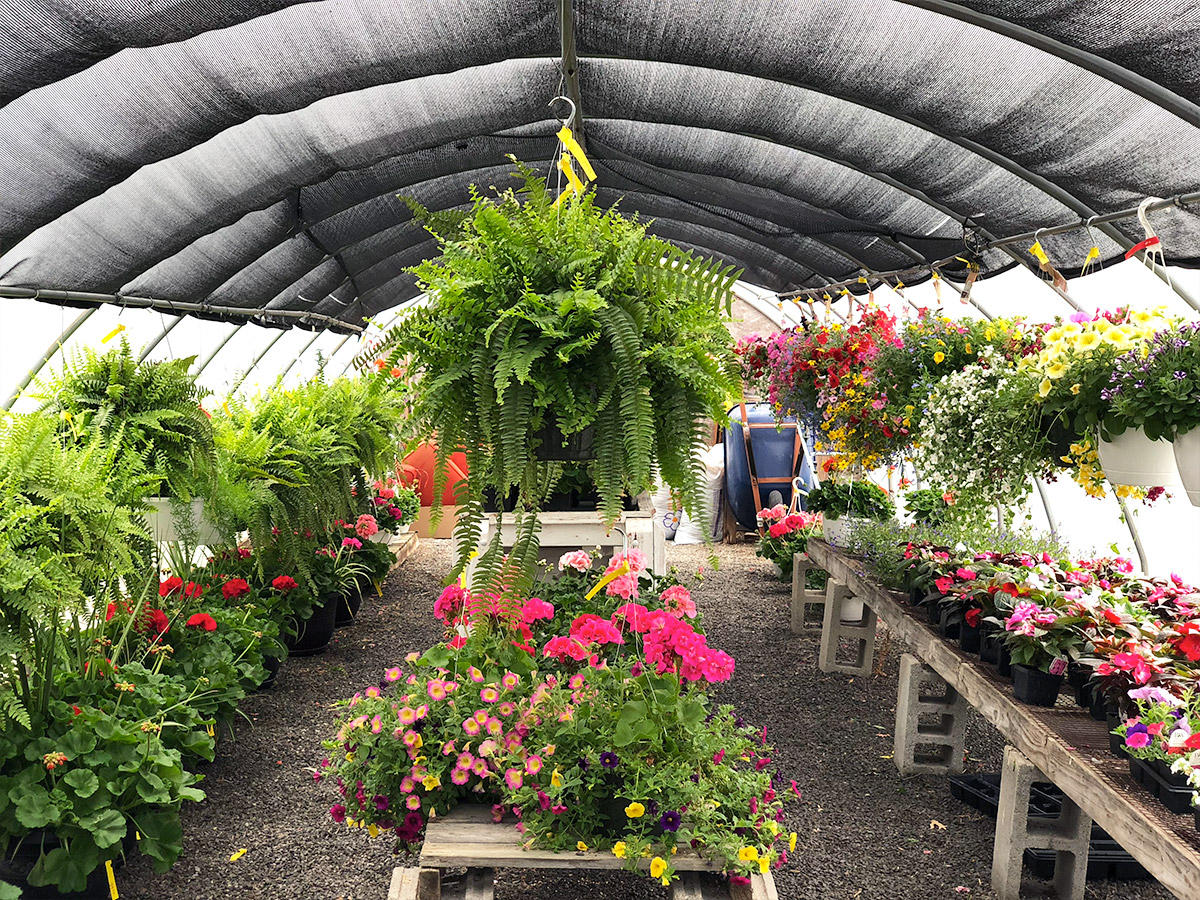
[990,597,1087,706]
[804,480,893,544]
[370,161,741,587]
[1105,321,1200,504]
[754,506,824,584]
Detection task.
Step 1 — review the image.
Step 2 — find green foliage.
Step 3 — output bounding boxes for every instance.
[1106,322,1200,441]
[38,338,214,503]
[805,481,894,521]
[370,160,741,582]
[902,488,954,527]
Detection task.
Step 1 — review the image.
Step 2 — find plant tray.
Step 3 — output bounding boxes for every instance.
[949,775,1150,881]
[1128,757,1195,816]
[391,804,778,899]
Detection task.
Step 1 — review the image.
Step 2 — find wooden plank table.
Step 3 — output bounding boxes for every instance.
[389,804,777,900]
[806,539,1200,900]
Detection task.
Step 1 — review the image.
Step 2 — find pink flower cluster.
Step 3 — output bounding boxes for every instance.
[356,514,379,539]
[659,585,697,619]
[434,584,467,622]
[604,549,649,600]
[558,550,593,573]
[1004,600,1059,636]
[542,613,625,662]
[757,504,789,523]
[521,597,555,625]
[767,511,819,540]
[612,603,734,683]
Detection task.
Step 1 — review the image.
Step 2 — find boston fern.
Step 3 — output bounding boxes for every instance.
[369,160,741,586]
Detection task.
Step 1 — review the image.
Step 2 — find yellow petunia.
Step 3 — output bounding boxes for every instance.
[759,857,770,874]
[1038,378,1053,398]
[1046,362,1067,379]
[423,775,441,791]
[650,857,667,879]
[1075,332,1102,352]
[612,842,627,859]
[551,768,563,788]
[1070,383,1081,395]
[577,841,589,852]
[738,846,760,862]
[933,351,945,364]
[1093,318,1111,334]
[625,802,645,819]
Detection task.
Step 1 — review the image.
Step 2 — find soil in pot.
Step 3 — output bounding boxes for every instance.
[1011,664,1063,706]
[286,594,338,656]
[336,589,363,628]
[958,621,981,654]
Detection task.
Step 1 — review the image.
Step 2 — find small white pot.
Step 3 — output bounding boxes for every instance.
[821,516,850,544]
[1174,428,1200,506]
[368,530,391,544]
[1095,428,1182,487]
[143,497,221,546]
[397,522,412,534]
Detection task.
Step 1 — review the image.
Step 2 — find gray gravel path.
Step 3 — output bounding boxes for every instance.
[116,540,1175,900]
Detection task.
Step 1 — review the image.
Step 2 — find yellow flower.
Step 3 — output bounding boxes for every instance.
[650,857,667,879]
[1046,362,1067,379]
[577,841,589,852]
[612,842,627,859]
[964,343,972,354]
[1038,378,1053,398]
[671,846,678,854]
[789,832,798,852]
[367,823,380,838]
[933,351,945,364]
[1060,321,1082,337]
[625,802,645,819]
[758,857,770,874]
[1075,332,1101,352]
[1093,318,1111,334]
[661,877,670,887]
[551,768,563,788]
[984,327,994,340]
[423,775,441,790]
[738,846,759,862]
[1070,383,1081,395]
[345,752,355,762]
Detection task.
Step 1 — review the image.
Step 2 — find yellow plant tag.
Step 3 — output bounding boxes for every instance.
[222,401,232,417]
[230,848,248,862]
[558,154,584,195]
[1029,241,1050,264]
[585,561,630,601]
[105,860,119,899]
[556,126,597,181]
[102,324,126,344]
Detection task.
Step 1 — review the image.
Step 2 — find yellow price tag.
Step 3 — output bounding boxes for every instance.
[105,860,119,899]
[585,561,630,601]
[1029,241,1050,264]
[230,848,248,862]
[102,324,126,344]
[556,126,597,181]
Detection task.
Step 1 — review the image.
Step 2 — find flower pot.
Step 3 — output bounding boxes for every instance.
[822,516,850,544]
[938,606,963,641]
[978,621,1000,663]
[286,594,338,656]
[534,423,595,461]
[959,621,981,654]
[335,589,363,628]
[769,562,783,578]
[996,642,1012,678]
[1095,428,1182,487]
[398,521,412,534]
[1174,428,1200,506]
[926,594,944,626]
[368,530,391,544]
[0,830,135,899]
[1011,664,1063,706]
[257,653,281,691]
[1087,684,1107,722]
[1106,712,1127,758]
[142,496,222,545]
[1039,414,1078,468]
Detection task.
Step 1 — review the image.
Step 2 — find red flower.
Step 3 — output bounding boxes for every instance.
[222,578,251,600]
[183,581,204,599]
[158,576,183,597]
[1101,608,1123,626]
[186,613,218,632]
[272,575,299,592]
[105,602,117,622]
[144,608,170,637]
[964,608,981,628]
[71,706,82,717]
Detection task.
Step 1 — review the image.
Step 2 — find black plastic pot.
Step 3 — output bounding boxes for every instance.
[997,642,1013,678]
[1040,414,1079,469]
[0,831,134,899]
[926,595,944,626]
[534,423,595,461]
[1087,684,1108,722]
[1194,805,1200,833]
[1129,757,1194,815]
[907,586,926,606]
[335,589,363,628]
[959,621,981,654]
[979,622,1001,664]
[257,653,281,692]
[1106,712,1128,758]
[286,594,338,656]
[938,606,963,641]
[1011,664,1063,706]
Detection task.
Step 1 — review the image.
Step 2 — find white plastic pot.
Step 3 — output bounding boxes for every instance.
[1174,428,1200,506]
[143,497,221,546]
[821,516,849,544]
[1095,428,1182,487]
[769,562,783,578]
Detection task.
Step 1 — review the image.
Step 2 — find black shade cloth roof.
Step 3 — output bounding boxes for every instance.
[1,0,1198,330]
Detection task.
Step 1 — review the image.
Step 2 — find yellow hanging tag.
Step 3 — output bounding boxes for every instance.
[222,401,232,417]
[838,288,850,296]
[556,126,597,181]
[867,289,875,306]
[823,298,831,319]
[102,324,126,344]
[230,848,248,862]
[558,154,584,195]
[459,549,479,589]
[931,270,942,303]
[135,832,141,841]
[1029,241,1050,264]
[206,723,215,737]
[1081,245,1101,275]
[585,561,630,601]
[857,276,867,284]
[105,860,119,899]
[895,281,904,291]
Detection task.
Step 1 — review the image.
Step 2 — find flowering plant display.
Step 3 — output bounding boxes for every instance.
[803,480,893,522]
[321,549,795,887]
[990,597,1088,672]
[901,488,955,527]
[1105,321,1200,442]
[365,478,420,533]
[754,505,825,583]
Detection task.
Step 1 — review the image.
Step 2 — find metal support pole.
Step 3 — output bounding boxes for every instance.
[3,307,97,411]
[193,323,244,377]
[1032,478,1059,542]
[1115,493,1150,574]
[229,331,286,394]
[138,314,185,362]
[278,331,323,381]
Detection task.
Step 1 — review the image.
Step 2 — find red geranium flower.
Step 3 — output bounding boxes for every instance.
[143,608,170,637]
[159,576,184,597]
[272,575,299,592]
[222,578,251,600]
[183,581,204,599]
[105,602,117,622]
[186,613,218,632]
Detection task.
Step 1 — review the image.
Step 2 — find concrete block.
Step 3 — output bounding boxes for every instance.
[817,577,876,675]
[894,654,968,775]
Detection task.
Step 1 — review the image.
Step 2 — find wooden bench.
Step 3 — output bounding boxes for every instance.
[388,804,778,900]
[806,539,1200,900]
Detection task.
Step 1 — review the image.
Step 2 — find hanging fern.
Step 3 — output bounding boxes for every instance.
[371,158,741,580]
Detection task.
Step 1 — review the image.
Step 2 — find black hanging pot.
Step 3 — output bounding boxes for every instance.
[286,593,338,656]
[1011,664,1064,707]
[336,589,364,628]
[1040,414,1079,469]
[534,423,595,461]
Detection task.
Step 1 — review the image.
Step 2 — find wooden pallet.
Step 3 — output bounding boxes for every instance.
[388,805,778,900]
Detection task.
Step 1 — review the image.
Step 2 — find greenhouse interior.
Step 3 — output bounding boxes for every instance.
[2,2,1200,899]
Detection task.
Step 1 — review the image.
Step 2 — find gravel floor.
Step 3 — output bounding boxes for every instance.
[118,540,1176,900]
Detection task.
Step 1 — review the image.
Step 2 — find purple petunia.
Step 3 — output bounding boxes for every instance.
[660,810,681,832]
[599,751,619,769]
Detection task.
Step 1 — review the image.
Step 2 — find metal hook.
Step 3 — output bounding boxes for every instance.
[548,95,576,128]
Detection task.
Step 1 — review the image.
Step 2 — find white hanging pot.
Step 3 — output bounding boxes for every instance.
[1095,428,1182,488]
[822,515,849,544]
[1174,428,1200,506]
[143,497,222,546]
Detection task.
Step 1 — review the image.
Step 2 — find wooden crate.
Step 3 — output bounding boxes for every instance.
[389,805,778,900]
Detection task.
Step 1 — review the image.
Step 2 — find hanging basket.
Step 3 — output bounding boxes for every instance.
[534,423,595,461]
[1174,428,1200,507]
[1095,428,1181,487]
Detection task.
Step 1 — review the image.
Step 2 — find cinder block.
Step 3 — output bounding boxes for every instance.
[790,552,825,633]
[817,578,876,675]
[894,654,968,775]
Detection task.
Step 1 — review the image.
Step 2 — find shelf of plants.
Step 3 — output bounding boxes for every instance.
[0,342,419,898]
[805,535,1200,900]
